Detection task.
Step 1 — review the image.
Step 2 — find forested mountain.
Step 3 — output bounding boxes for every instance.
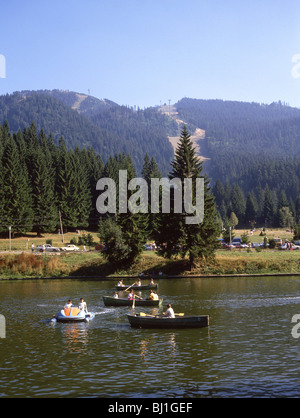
[0,90,176,174]
[173,98,300,228]
[2,90,300,229]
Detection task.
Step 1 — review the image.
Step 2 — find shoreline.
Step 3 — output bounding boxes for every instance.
[1,272,300,281]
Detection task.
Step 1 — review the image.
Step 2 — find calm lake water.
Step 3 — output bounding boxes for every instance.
[1,276,300,398]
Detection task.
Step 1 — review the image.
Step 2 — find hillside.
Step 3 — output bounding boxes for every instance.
[0,90,175,174]
[1,90,300,190]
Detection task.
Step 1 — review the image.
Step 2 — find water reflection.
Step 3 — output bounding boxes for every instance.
[139,332,177,364]
[60,323,90,354]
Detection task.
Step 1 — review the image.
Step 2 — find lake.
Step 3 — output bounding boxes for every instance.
[0,276,300,398]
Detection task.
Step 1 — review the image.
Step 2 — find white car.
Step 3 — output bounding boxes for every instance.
[60,244,80,252]
[36,244,61,252]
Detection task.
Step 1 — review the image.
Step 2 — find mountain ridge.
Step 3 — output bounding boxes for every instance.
[1,89,300,184]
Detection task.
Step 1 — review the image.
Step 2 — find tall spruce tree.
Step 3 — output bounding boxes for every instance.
[56,138,79,230]
[142,154,161,237]
[156,126,219,269]
[1,133,33,233]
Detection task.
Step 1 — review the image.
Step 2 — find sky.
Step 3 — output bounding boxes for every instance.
[1,0,300,108]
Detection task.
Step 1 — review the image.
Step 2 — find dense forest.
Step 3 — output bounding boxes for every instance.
[174,98,300,229]
[2,91,300,233]
[0,121,170,238]
[0,91,176,174]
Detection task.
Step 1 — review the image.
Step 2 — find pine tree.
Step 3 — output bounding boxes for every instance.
[142,154,161,237]
[1,134,33,233]
[31,137,58,234]
[157,126,219,269]
[245,192,258,227]
[72,147,92,229]
[262,185,275,226]
[56,138,79,230]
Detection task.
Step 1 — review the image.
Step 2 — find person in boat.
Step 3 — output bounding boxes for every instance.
[64,299,73,309]
[78,298,87,312]
[163,304,175,318]
[113,292,119,299]
[147,290,155,301]
[135,279,142,286]
[149,278,155,285]
[128,289,135,300]
[117,279,125,286]
[153,291,159,301]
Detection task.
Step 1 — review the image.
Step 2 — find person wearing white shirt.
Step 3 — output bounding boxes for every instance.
[78,298,87,312]
[64,299,73,309]
[163,304,175,318]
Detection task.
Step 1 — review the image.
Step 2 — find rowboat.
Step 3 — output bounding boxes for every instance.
[103,296,162,307]
[127,313,209,329]
[115,284,158,291]
[53,307,95,323]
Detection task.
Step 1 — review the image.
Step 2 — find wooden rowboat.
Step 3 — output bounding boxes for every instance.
[103,296,162,307]
[127,313,209,329]
[115,284,158,291]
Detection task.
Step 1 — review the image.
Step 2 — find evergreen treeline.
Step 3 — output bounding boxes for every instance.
[0,121,105,235]
[0,121,173,239]
[213,179,300,229]
[175,98,300,193]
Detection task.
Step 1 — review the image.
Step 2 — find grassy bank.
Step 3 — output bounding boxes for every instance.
[0,248,299,279]
[0,228,299,279]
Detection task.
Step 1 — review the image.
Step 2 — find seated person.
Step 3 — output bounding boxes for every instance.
[128,290,135,300]
[163,304,175,318]
[147,290,155,300]
[113,292,119,299]
[64,299,73,309]
[78,298,87,312]
[153,291,159,301]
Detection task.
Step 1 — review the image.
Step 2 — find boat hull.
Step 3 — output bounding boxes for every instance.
[127,314,209,329]
[103,296,162,307]
[115,284,158,291]
[55,308,95,323]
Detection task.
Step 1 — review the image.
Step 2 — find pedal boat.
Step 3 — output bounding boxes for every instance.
[55,307,95,323]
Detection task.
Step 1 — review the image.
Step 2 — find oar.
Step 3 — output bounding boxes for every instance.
[124,281,137,292]
[125,288,143,299]
[139,312,185,317]
[132,298,135,309]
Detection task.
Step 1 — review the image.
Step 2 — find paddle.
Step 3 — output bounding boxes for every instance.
[125,288,143,299]
[124,281,137,292]
[139,312,185,317]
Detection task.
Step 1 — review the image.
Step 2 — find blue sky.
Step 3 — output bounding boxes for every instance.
[1,0,300,108]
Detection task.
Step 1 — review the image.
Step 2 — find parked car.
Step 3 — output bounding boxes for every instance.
[279,243,300,250]
[60,244,80,252]
[36,244,61,252]
[222,243,234,249]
